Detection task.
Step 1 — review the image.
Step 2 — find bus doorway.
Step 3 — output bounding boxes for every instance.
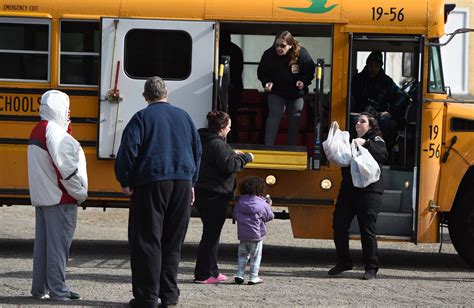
[347,34,424,238]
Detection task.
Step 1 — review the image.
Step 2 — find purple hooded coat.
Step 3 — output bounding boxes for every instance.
[233,195,274,241]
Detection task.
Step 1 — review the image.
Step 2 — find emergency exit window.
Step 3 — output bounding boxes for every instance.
[60,20,100,86]
[124,29,191,80]
[0,18,50,82]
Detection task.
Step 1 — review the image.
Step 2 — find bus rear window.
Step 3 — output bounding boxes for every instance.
[124,29,191,80]
[0,18,50,82]
[60,20,100,86]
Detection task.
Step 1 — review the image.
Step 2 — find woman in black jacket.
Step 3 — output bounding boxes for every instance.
[194,111,253,284]
[257,30,315,146]
[328,112,388,280]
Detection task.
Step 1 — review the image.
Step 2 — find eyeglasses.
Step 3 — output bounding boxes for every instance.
[274,43,288,48]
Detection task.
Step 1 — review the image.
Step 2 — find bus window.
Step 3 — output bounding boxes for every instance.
[124,29,192,80]
[0,17,50,82]
[60,20,100,86]
[428,45,445,93]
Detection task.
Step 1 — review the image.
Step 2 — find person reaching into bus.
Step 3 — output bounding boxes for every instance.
[194,111,254,284]
[351,51,407,152]
[233,176,274,285]
[115,77,201,308]
[328,112,388,280]
[257,30,315,146]
[28,90,88,301]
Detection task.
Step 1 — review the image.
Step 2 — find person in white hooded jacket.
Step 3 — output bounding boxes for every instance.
[27,90,88,301]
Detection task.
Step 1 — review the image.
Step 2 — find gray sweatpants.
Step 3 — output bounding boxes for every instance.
[265,94,304,145]
[31,204,77,299]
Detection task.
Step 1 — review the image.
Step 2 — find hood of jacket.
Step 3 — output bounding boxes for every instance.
[40,90,70,130]
[198,127,224,143]
[237,195,264,215]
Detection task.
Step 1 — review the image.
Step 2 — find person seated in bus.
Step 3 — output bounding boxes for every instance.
[257,30,316,146]
[351,51,407,152]
[219,30,244,143]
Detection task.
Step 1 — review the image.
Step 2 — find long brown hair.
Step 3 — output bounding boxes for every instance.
[359,112,382,137]
[274,30,301,65]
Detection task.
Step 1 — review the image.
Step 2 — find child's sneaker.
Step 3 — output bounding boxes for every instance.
[248,277,263,285]
[32,294,50,300]
[234,276,244,284]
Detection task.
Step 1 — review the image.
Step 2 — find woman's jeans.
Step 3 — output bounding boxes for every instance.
[265,94,304,145]
[235,240,263,281]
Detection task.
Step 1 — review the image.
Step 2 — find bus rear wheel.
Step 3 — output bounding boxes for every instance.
[448,178,474,268]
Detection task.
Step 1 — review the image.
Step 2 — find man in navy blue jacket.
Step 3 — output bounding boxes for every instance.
[115,76,201,308]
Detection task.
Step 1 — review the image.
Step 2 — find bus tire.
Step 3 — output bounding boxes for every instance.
[448,176,474,268]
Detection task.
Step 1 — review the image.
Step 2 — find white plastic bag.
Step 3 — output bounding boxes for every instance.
[350,140,381,188]
[322,121,352,167]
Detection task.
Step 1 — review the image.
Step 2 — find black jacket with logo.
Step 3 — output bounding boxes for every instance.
[257,46,315,99]
[340,131,388,194]
[195,128,252,199]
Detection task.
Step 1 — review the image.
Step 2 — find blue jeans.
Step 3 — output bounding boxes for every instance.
[265,94,304,145]
[236,240,263,281]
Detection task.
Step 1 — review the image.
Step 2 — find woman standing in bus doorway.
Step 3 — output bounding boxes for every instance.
[194,111,254,284]
[328,112,388,280]
[257,30,315,146]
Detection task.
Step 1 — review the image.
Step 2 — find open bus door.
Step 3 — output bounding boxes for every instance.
[98,18,215,158]
[348,34,426,241]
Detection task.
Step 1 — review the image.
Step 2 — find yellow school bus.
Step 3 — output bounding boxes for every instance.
[1,0,473,267]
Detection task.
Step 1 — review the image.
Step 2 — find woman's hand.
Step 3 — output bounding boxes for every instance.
[234,150,244,154]
[296,80,304,90]
[264,82,273,92]
[354,138,366,146]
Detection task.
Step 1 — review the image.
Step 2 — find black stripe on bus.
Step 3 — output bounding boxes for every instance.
[0,138,96,147]
[0,115,98,123]
[0,87,98,96]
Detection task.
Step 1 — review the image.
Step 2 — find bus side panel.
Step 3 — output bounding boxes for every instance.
[417,101,445,243]
[438,103,474,213]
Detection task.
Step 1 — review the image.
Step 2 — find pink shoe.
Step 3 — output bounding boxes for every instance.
[194,276,220,284]
[216,274,228,282]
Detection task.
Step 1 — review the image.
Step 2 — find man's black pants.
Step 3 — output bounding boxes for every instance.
[193,188,230,281]
[129,180,191,307]
[332,191,382,271]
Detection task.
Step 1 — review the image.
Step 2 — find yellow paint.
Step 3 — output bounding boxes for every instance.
[437,103,474,212]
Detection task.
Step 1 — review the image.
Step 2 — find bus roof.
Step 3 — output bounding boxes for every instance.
[0,0,445,38]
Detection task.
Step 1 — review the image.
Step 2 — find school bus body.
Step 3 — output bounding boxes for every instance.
[1,0,474,266]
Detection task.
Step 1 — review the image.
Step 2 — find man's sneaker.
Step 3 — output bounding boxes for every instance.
[51,291,81,301]
[362,270,377,280]
[248,277,263,285]
[32,294,50,300]
[216,274,228,282]
[328,264,353,276]
[234,276,244,284]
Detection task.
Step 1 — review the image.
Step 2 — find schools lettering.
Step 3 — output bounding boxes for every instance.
[0,95,40,112]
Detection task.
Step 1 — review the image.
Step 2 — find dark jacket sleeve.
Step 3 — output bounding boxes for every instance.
[387,79,408,118]
[214,141,252,174]
[114,114,143,188]
[191,123,202,186]
[257,49,272,87]
[364,136,388,164]
[298,47,316,86]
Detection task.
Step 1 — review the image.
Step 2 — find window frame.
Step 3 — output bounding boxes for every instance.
[427,44,446,94]
[0,17,51,83]
[59,19,100,87]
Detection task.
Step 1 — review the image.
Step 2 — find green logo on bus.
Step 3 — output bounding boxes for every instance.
[280,0,337,14]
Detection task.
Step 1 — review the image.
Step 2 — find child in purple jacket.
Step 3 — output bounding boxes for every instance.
[233,176,274,285]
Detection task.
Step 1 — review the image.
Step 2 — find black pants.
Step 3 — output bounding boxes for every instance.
[332,190,381,271]
[128,180,191,307]
[194,188,230,281]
